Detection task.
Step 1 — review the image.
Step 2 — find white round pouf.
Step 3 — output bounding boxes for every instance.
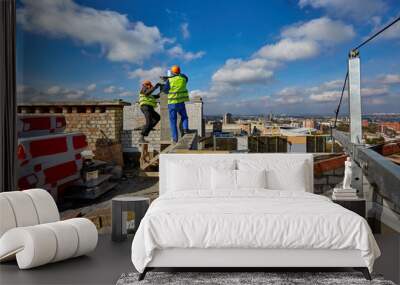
[0,226,57,269]
[42,221,79,262]
[0,196,17,237]
[0,190,98,269]
[24,189,60,223]
[1,192,39,227]
[63,218,98,257]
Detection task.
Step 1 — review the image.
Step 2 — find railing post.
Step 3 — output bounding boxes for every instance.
[348,51,364,194]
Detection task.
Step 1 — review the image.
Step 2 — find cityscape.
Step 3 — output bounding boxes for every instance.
[13,0,400,241]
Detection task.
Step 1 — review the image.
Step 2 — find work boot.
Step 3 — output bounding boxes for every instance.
[138,135,148,144]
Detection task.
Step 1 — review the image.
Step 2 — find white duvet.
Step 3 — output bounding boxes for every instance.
[131,190,380,273]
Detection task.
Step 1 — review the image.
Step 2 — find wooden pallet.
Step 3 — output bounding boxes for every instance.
[139,133,198,171]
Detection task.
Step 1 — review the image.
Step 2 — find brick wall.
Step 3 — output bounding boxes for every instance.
[313,154,347,194]
[64,107,124,150]
[314,167,344,194]
[18,101,129,151]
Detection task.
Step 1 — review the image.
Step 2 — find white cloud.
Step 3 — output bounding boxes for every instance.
[17,85,33,95]
[255,39,319,61]
[321,79,343,89]
[205,17,354,100]
[255,18,354,62]
[275,97,304,104]
[128,66,165,83]
[47,85,62,95]
[87,83,96,91]
[17,0,168,63]
[190,81,240,102]
[361,86,388,97]
[276,87,301,97]
[190,89,211,98]
[377,73,400,84]
[366,98,386,105]
[119,91,134,97]
[308,79,389,102]
[205,74,399,114]
[298,0,387,22]
[180,22,190,39]
[17,84,87,101]
[64,90,85,100]
[274,87,305,104]
[104,85,117,93]
[167,45,205,61]
[379,20,400,39]
[212,58,276,85]
[213,96,274,115]
[310,90,340,102]
[281,17,355,44]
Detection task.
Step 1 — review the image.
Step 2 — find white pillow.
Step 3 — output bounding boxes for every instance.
[211,168,236,191]
[167,160,236,192]
[266,161,308,191]
[236,169,267,189]
[238,158,309,191]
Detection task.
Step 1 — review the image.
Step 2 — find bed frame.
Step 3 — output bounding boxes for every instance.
[139,154,371,281]
[139,248,370,280]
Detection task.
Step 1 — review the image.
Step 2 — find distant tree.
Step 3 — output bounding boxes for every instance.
[365,136,385,145]
[362,123,378,134]
[336,123,349,132]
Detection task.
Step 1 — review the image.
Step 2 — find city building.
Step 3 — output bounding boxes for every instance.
[303,119,316,129]
[379,122,400,133]
[223,113,233,124]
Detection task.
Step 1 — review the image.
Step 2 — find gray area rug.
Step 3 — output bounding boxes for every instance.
[116,272,395,285]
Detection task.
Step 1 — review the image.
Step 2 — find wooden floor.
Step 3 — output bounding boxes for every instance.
[0,233,399,285]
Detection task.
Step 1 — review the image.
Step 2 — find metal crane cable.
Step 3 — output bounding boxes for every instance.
[332,15,400,129]
[352,16,400,51]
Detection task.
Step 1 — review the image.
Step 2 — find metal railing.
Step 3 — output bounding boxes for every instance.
[333,129,400,213]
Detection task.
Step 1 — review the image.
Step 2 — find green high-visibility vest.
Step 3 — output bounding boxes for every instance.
[167,75,189,104]
[138,93,157,107]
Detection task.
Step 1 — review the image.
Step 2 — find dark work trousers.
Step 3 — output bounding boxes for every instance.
[140,105,160,136]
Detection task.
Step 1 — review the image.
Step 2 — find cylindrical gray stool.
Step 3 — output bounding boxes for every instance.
[111,196,150,242]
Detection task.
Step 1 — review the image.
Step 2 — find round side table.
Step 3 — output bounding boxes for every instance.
[111,196,150,242]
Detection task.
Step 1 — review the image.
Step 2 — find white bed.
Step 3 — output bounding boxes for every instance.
[131,154,380,280]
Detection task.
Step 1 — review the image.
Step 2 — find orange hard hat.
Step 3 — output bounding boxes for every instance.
[171,65,181,74]
[142,80,152,87]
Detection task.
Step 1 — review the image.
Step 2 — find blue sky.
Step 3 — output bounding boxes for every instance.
[16,0,400,115]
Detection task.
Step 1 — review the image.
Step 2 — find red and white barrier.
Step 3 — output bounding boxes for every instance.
[17,132,88,192]
[17,115,66,137]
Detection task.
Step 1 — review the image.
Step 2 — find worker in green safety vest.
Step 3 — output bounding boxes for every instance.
[138,80,161,143]
[162,65,192,142]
